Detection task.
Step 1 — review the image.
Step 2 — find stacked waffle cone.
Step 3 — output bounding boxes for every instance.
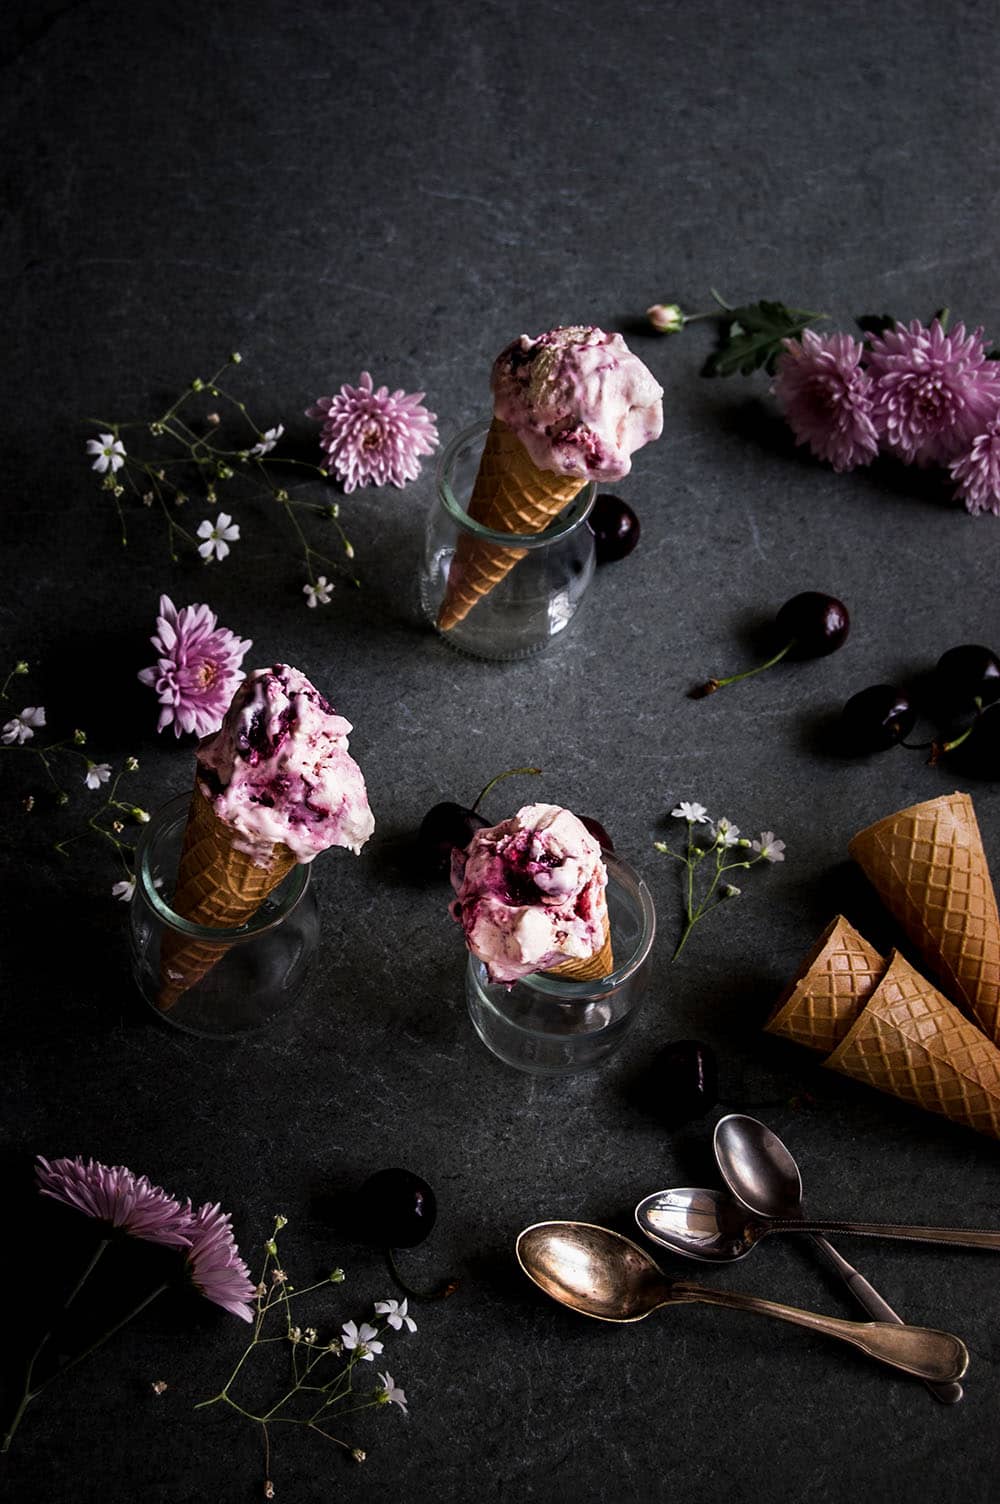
[436,418,587,632]
[766,793,1000,1138]
[548,916,614,983]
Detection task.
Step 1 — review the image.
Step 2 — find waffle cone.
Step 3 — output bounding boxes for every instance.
[157,786,297,1010]
[765,915,886,1054]
[824,950,1000,1139]
[547,914,614,982]
[436,418,587,632]
[849,792,1000,1043]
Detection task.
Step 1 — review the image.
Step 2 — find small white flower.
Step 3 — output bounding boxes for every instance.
[376,1371,408,1414]
[671,801,708,824]
[86,432,126,474]
[303,575,333,608]
[341,1320,383,1360]
[374,1298,417,1333]
[196,511,241,562]
[249,423,284,458]
[752,832,786,863]
[2,706,46,745]
[83,762,112,790]
[112,877,136,903]
[713,817,741,848]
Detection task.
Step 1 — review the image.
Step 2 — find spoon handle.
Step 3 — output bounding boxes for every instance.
[773,1218,1000,1250]
[668,1282,968,1383]
[809,1235,963,1405]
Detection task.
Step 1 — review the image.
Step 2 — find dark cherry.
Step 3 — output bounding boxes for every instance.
[774,592,850,660]
[588,493,640,564]
[417,803,489,877]
[654,1040,719,1126]
[692,591,849,697]
[951,703,1000,775]
[933,645,1000,715]
[579,815,615,852]
[838,685,917,754]
[354,1168,437,1249]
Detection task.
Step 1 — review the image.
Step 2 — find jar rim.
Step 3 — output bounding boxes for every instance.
[437,419,596,547]
[135,792,312,941]
[469,850,657,1008]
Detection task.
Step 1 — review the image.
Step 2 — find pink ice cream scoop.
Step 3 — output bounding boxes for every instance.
[196,664,375,865]
[450,803,609,984]
[491,325,663,482]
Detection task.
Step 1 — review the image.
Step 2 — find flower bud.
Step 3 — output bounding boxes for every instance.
[132,807,151,824]
[329,1267,345,1283]
[58,791,70,807]
[125,756,139,772]
[73,728,87,745]
[14,660,28,675]
[274,1213,288,1230]
[230,352,242,364]
[191,377,204,392]
[647,302,685,334]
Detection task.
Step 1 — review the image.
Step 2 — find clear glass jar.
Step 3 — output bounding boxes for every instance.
[129,794,320,1037]
[465,853,656,1074]
[420,420,597,660]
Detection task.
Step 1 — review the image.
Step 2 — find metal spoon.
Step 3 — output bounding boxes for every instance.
[515,1221,968,1384]
[713,1114,963,1406]
[635,1185,1000,1258]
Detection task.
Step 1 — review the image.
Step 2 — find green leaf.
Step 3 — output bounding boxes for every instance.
[855,313,897,338]
[702,299,825,378]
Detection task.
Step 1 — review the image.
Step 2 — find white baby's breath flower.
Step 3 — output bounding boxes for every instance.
[671,801,708,824]
[86,432,126,474]
[197,512,241,562]
[376,1371,408,1413]
[2,706,46,744]
[374,1298,417,1333]
[713,817,740,848]
[303,575,333,608]
[112,877,136,903]
[249,424,284,458]
[752,832,786,863]
[83,762,112,790]
[341,1320,382,1361]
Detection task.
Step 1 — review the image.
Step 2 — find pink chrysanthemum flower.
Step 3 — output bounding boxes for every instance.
[35,1156,193,1247]
[867,319,1000,466]
[772,329,879,472]
[950,416,1000,517]
[183,1202,256,1322]
[306,373,439,493]
[138,594,252,738]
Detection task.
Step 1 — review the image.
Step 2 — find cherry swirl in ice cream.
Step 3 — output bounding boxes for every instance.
[197,664,374,864]
[491,325,663,482]
[450,803,609,984]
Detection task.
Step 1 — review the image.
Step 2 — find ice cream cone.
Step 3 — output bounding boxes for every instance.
[157,785,297,1010]
[766,915,886,1054]
[849,792,1000,1044]
[436,418,587,632]
[824,950,1000,1139]
[548,915,614,982]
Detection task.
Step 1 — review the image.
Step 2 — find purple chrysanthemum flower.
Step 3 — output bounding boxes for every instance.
[183,1202,256,1322]
[138,594,252,738]
[35,1156,193,1247]
[771,329,879,473]
[306,373,439,493]
[950,416,1000,517]
[866,319,1000,467]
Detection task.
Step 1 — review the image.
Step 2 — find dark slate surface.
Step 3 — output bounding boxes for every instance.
[3,1,1000,1500]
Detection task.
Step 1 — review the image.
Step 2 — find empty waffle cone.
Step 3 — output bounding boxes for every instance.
[547,915,614,983]
[849,792,1000,1044]
[765,915,886,1054]
[824,950,1000,1139]
[157,785,297,1010]
[436,417,587,632]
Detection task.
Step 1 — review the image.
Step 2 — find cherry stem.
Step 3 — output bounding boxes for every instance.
[691,639,794,698]
[385,1248,459,1302]
[928,697,982,765]
[471,766,542,814]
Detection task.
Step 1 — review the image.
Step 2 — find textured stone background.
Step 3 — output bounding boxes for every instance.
[3,1,1000,1500]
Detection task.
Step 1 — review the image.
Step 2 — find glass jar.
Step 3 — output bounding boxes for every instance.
[465,853,656,1074]
[129,794,320,1037]
[420,419,597,660]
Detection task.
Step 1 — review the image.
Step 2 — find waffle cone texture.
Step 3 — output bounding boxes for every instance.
[547,914,614,982]
[157,785,297,1010]
[825,950,1000,1139]
[849,792,1000,1044]
[766,915,886,1055]
[436,417,587,631]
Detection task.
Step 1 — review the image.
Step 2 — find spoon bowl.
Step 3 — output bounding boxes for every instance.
[714,1114,804,1218]
[633,1186,759,1262]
